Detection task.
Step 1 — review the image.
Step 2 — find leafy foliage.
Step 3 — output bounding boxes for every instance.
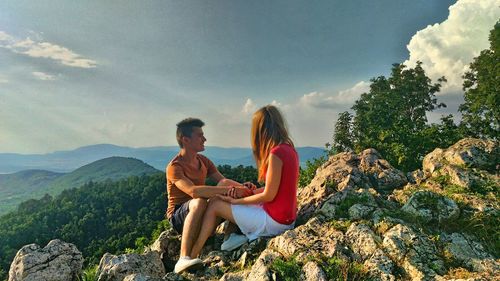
[0,173,166,280]
[459,22,499,139]
[0,157,159,216]
[298,156,327,188]
[331,111,354,153]
[350,61,447,171]
[206,165,258,186]
[270,256,302,281]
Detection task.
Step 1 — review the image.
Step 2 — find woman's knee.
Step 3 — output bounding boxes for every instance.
[207,199,226,215]
[217,178,231,186]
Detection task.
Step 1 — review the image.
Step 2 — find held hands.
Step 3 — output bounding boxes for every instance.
[243,181,257,191]
[218,185,253,203]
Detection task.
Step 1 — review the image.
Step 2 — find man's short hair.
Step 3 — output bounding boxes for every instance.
[176,118,205,148]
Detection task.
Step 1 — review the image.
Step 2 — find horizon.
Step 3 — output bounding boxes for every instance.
[1,0,499,154]
[0,142,325,156]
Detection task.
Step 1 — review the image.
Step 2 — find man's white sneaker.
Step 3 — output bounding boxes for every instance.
[174,256,203,274]
[221,233,248,251]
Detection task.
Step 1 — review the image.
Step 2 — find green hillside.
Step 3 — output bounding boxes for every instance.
[46,156,160,195]
[0,173,167,280]
[0,170,64,215]
[0,157,160,216]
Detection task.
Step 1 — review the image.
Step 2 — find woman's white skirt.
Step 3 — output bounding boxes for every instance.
[231,204,294,241]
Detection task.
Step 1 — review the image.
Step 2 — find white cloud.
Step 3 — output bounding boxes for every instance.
[32,71,56,81]
[404,0,500,93]
[0,30,97,68]
[0,75,8,84]
[242,98,257,114]
[298,81,370,109]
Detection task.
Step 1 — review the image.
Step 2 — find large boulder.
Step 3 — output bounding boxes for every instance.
[96,251,165,281]
[423,138,498,174]
[145,228,181,272]
[401,191,460,224]
[298,150,406,222]
[8,239,83,281]
[382,224,445,281]
[269,217,345,263]
[442,233,500,274]
[422,138,499,189]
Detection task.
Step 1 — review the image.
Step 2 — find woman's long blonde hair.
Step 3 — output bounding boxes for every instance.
[251,105,294,181]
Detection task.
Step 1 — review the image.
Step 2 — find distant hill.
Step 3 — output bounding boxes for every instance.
[0,157,160,215]
[0,144,327,173]
[0,170,64,214]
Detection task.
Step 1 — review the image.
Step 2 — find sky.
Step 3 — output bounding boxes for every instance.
[0,0,498,154]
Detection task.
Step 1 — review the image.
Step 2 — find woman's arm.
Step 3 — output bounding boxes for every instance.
[218,153,282,205]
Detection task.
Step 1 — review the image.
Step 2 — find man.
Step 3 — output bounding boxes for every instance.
[166,118,251,273]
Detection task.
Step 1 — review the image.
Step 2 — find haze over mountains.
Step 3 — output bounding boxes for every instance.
[0,144,326,174]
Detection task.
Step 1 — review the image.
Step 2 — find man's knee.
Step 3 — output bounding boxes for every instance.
[189,198,208,214]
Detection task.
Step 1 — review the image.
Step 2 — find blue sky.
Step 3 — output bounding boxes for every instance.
[0,0,498,153]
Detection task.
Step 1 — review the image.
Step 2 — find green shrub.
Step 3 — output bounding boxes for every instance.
[270,257,301,281]
[79,265,98,281]
[322,257,371,281]
[299,156,327,187]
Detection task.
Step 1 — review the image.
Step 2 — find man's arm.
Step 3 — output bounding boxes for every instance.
[174,177,250,199]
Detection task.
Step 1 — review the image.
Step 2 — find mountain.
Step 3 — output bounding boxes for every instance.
[0,157,160,215]
[0,170,64,214]
[0,144,327,173]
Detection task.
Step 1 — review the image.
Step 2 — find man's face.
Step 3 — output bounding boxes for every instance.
[184,127,206,152]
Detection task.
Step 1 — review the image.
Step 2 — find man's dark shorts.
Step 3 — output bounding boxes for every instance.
[168,200,191,234]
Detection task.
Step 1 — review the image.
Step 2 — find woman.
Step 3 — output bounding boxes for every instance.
[190,105,299,259]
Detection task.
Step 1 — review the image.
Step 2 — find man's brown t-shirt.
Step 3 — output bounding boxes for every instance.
[166,154,217,218]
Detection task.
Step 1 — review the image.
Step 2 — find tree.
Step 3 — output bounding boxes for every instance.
[351,62,446,171]
[331,111,354,153]
[459,22,499,140]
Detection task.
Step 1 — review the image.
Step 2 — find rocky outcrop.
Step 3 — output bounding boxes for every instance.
[382,224,445,280]
[402,191,460,224]
[423,138,499,190]
[8,138,498,281]
[297,149,406,222]
[96,251,165,281]
[8,239,83,281]
[145,228,181,272]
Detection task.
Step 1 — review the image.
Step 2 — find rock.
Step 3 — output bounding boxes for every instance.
[297,152,361,221]
[219,271,250,281]
[349,204,375,220]
[163,272,187,281]
[407,169,427,185]
[345,223,380,261]
[8,239,83,281]
[123,273,164,281]
[422,138,499,189]
[442,233,500,274]
[300,261,327,281]
[245,249,281,281]
[402,191,460,224]
[382,224,445,280]
[358,149,408,191]
[145,229,181,272]
[363,249,395,281]
[423,138,498,174]
[318,188,378,221]
[96,251,165,281]
[297,150,406,222]
[269,217,345,263]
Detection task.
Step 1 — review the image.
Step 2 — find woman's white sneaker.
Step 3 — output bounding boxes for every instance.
[221,233,248,251]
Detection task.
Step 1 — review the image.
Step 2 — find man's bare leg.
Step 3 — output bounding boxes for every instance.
[180,198,207,257]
